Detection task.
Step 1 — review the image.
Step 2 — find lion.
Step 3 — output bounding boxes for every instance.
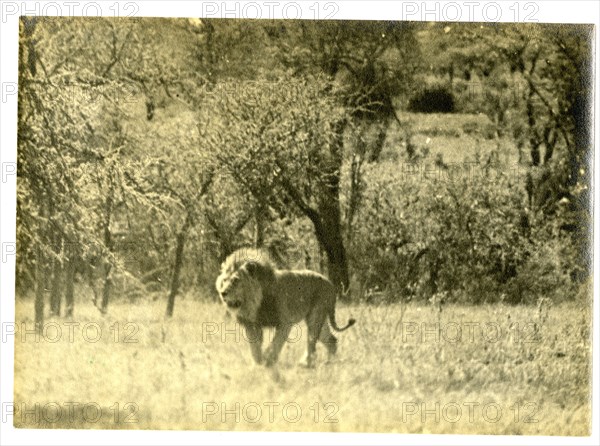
[215,248,356,367]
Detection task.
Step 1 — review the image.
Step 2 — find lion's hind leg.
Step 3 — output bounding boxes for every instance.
[319,324,338,361]
[300,309,328,368]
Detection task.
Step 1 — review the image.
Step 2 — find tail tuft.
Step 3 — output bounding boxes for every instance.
[330,315,356,332]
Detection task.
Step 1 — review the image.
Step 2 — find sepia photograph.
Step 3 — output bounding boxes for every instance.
[1,1,597,442]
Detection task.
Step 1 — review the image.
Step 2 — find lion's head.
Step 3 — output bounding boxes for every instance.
[215,249,276,320]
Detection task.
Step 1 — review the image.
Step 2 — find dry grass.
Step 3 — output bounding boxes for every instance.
[381,112,519,165]
[14,295,591,435]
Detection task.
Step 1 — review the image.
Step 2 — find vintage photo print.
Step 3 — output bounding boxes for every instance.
[1,1,598,444]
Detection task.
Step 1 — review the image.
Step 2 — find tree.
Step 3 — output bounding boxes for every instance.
[265,20,420,247]
[420,22,592,281]
[18,17,104,327]
[149,159,213,318]
[180,20,422,292]
[200,77,353,293]
[18,17,212,320]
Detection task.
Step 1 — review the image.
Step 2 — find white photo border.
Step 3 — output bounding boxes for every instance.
[1,1,598,445]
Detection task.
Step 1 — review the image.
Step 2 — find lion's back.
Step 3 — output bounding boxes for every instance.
[258,269,334,323]
[271,269,336,303]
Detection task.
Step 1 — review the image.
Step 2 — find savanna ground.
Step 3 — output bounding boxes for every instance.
[14,293,591,435]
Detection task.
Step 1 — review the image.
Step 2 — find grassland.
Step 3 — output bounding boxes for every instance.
[385,112,519,165]
[14,294,591,435]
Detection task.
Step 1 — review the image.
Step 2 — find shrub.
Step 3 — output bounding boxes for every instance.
[348,160,567,304]
[408,85,455,113]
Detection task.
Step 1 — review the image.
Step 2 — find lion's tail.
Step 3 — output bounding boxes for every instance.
[328,305,356,332]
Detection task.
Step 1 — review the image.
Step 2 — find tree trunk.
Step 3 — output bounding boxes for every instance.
[347,152,364,244]
[326,248,350,297]
[367,118,390,162]
[346,121,368,243]
[316,119,350,299]
[254,205,265,248]
[166,215,191,318]
[64,250,75,318]
[429,259,439,297]
[570,61,592,280]
[99,183,114,314]
[526,74,541,166]
[100,263,112,314]
[34,248,46,333]
[49,256,62,316]
[314,208,350,298]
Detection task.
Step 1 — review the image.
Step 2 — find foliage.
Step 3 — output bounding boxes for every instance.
[349,160,580,304]
[407,84,455,113]
[16,18,592,316]
[269,20,420,115]
[199,77,346,210]
[198,76,353,291]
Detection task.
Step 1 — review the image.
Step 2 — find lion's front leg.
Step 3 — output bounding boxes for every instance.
[243,323,264,364]
[264,324,292,367]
